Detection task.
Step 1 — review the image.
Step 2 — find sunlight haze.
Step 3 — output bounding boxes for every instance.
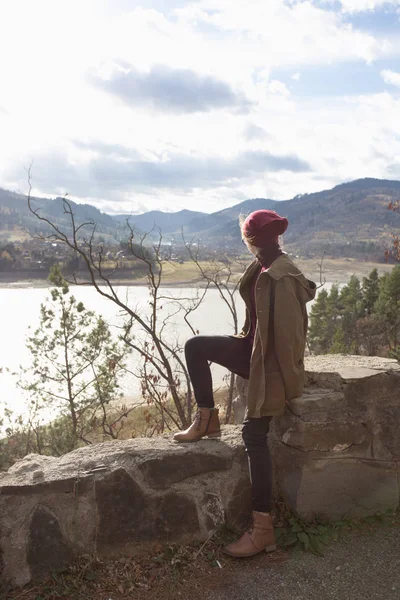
[1,0,400,213]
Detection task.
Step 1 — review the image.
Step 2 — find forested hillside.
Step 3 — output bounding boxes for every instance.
[1,178,400,260]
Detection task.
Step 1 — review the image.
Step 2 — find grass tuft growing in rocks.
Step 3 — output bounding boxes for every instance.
[274,499,400,557]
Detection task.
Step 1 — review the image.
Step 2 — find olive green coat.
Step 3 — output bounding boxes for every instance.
[236,254,316,418]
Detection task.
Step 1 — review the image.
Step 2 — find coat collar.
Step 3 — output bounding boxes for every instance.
[263,254,302,280]
[242,253,300,283]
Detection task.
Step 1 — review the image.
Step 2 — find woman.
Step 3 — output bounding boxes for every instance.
[173,209,316,557]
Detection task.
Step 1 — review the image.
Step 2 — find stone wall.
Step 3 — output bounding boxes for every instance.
[1,355,399,588]
[0,431,250,588]
[272,355,400,521]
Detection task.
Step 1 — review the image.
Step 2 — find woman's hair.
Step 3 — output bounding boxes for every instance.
[239,213,284,250]
[239,213,257,245]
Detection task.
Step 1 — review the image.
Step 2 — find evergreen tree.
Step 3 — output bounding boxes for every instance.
[308,288,330,353]
[362,268,380,315]
[355,314,386,356]
[308,267,400,361]
[338,275,364,353]
[18,265,130,454]
[326,284,341,341]
[375,266,400,353]
[329,326,347,354]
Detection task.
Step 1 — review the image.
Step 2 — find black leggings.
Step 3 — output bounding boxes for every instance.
[185,335,273,513]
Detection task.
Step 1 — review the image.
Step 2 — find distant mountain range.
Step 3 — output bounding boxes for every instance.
[113,209,205,233]
[1,178,400,259]
[0,189,116,238]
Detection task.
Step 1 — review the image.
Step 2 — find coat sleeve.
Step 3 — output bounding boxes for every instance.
[273,276,306,399]
[231,308,250,338]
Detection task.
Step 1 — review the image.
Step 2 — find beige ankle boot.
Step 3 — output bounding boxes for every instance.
[223,511,277,557]
[173,408,221,443]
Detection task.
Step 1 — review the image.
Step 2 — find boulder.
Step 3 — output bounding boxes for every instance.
[0,430,249,588]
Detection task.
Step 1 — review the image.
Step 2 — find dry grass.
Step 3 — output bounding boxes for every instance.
[124,259,246,286]
[86,386,232,444]
[294,257,395,284]
[120,257,395,288]
[2,528,288,600]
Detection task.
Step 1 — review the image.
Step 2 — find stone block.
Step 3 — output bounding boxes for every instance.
[154,491,200,540]
[95,467,201,553]
[275,446,399,521]
[137,451,231,489]
[304,355,399,397]
[288,389,346,422]
[305,354,400,380]
[281,420,367,453]
[27,505,74,581]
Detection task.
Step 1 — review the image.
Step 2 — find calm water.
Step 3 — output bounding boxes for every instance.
[0,282,331,426]
[0,285,245,421]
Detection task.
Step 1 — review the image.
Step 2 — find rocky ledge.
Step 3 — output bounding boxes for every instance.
[1,355,399,588]
[272,354,400,522]
[0,430,250,588]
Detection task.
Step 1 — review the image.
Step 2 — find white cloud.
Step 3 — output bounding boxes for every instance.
[243,123,270,141]
[175,0,387,66]
[0,0,400,213]
[336,0,400,13]
[381,68,400,87]
[268,80,291,97]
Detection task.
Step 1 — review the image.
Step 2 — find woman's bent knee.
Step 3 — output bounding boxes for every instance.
[185,335,218,356]
[185,335,200,354]
[185,335,210,361]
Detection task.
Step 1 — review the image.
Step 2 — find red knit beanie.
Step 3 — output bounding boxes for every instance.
[242,210,288,247]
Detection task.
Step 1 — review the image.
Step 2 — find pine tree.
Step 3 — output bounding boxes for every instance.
[362,268,380,315]
[329,326,347,354]
[18,265,130,454]
[375,266,400,353]
[308,289,330,353]
[308,267,400,361]
[338,275,364,353]
[326,284,341,341]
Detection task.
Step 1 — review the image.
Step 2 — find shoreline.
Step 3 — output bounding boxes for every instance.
[0,258,395,290]
[0,278,208,289]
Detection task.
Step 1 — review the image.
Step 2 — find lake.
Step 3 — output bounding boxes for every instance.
[0,281,332,426]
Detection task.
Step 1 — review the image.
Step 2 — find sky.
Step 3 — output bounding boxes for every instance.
[1,0,400,215]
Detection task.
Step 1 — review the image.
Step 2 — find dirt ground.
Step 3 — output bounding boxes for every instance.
[208,522,400,600]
